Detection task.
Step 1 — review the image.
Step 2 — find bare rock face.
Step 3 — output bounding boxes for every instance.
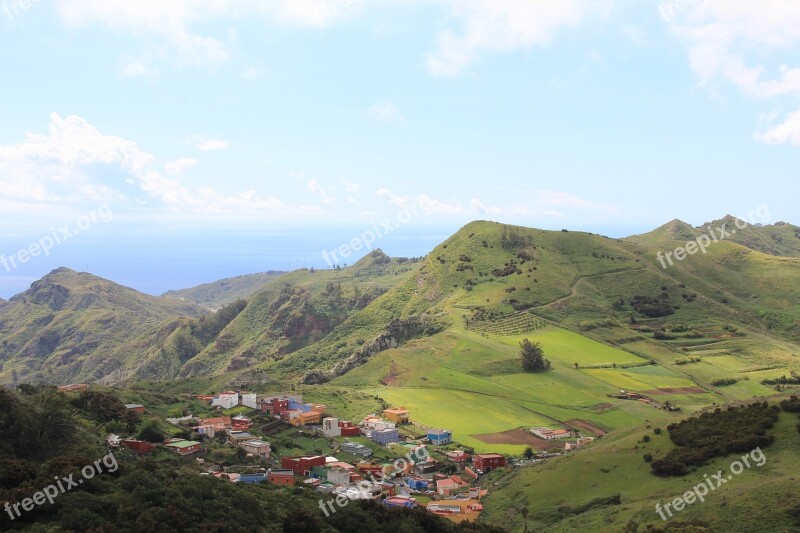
[24,282,71,311]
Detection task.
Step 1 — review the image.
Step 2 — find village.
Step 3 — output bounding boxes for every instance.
[57,385,596,524]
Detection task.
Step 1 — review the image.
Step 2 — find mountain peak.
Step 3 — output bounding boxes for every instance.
[627,218,698,244]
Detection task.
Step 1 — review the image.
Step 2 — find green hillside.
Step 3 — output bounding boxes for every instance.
[245,219,800,456]
[163,271,286,310]
[2,218,799,532]
[0,268,206,386]
[480,398,800,532]
[177,250,423,380]
[4,219,799,456]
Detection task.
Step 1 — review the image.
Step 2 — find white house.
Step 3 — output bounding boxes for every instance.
[531,427,572,440]
[241,392,257,410]
[212,391,239,409]
[327,466,350,486]
[322,417,342,437]
[360,415,396,431]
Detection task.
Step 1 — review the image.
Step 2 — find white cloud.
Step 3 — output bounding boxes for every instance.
[164,158,199,175]
[664,1,800,99]
[343,180,360,193]
[242,66,264,80]
[119,60,160,81]
[375,188,494,215]
[754,110,800,146]
[426,0,603,76]
[366,101,405,123]
[469,198,503,216]
[264,0,363,28]
[52,1,607,77]
[186,135,230,152]
[307,178,335,204]
[661,2,800,146]
[55,0,231,66]
[53,0,363,68]
[0,114,281,213]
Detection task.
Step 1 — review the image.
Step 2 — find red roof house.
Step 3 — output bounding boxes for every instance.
[473,454,505,472]
[121,439,154,454]
[268,469,295,486]
[339,420,361,437]
[281,456,326,476]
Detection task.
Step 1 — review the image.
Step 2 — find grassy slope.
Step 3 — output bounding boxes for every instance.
[0,268,206,386]
[162,271,286,309]
[180,251,422,378]
[480,400,800,532]
[310,219,800,456]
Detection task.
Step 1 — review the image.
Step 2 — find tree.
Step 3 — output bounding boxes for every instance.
[574,362,579,369]
[523,447,534,460]
[520,338,550,372]
[139,424,166,443]
[124,409,141,433]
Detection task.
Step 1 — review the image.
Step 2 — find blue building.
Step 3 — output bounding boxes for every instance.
[238,474,267,484]
[407,477,429,490]
[371,428,400,445]
[427,429,452,445]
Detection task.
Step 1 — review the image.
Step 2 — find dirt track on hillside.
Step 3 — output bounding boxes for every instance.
[472,429,559,450]
[565,419,606,436]
[643,386,706,395]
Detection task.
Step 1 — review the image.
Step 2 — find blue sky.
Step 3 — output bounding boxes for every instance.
[0,0,799,295]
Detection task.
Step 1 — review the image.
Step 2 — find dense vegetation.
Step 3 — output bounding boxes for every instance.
[166,299,248,362]
[630,294,676,318]
[650,403,778,476]
[0,386,501,532]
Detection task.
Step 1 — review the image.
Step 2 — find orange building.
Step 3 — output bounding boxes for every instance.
[382,407,409,424]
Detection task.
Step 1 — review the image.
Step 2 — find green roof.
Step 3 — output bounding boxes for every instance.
[165,440,201,448]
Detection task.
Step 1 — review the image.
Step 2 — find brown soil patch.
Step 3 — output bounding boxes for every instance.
[565,419,607,436]
[472,429,560,450]
[643,386,706,395]
[380,363,399,386]
[592,403,614,411]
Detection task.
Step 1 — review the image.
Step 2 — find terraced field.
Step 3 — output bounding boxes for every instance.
[466,311,548,335]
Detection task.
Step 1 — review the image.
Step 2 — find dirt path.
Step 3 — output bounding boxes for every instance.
[643,386,706,395]
[565,418,607,435]
[472,428,561,450]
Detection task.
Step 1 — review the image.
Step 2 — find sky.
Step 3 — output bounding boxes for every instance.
[0,0,799,296]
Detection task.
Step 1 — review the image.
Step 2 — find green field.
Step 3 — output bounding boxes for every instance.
[338,325,697,454]
[481,401,800,532]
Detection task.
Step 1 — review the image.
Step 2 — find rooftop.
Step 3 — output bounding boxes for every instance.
[165,440,201,448]
[242,439,270,446]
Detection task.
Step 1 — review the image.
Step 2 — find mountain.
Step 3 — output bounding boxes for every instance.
[630,215,800,258]
[0,268,206,386]
[700,215,800,257]
[2,220,797,533]
[163,271,286,310]
[204,218,798,459]
[176,250,422,380]
[3,219,799,397]
[628,218,700,244]
[252,219,799,383]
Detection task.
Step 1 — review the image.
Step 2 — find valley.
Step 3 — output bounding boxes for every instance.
[2,218,800,531]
